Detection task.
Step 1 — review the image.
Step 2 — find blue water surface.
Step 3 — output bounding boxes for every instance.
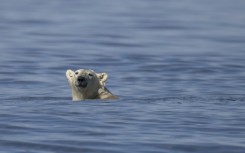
[0,0,245,153]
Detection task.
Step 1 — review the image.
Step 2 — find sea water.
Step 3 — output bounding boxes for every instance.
[0,0,245,153]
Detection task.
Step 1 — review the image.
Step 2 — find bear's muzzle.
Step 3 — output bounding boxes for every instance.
[77,76,88,88]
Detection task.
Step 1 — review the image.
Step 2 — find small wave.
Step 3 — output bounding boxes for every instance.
[4,96,70,101]
[0,140,93,153]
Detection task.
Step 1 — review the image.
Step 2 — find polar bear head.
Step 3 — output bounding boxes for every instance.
[66,69,108,101]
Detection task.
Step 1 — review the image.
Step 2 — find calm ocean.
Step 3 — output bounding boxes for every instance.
[0,0,245,152]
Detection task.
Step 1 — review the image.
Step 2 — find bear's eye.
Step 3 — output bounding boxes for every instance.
[75,72,79,75]
[88,73,93,77]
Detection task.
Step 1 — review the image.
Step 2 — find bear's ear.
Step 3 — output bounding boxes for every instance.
[66,69,75,80]
[97,73,108,86]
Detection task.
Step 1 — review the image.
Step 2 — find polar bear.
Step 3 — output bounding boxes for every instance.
[66,69,117,101]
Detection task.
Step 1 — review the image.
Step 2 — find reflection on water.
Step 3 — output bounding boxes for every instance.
[0,0,245,153]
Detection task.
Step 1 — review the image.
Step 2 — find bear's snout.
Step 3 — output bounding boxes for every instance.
[77,76,88,88]
[78,76,86,82]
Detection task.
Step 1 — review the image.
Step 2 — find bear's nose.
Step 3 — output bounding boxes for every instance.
[77,76,86,82]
